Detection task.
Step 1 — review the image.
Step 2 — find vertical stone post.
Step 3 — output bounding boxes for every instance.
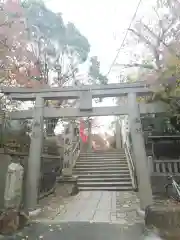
[147,156,153,176]
[87,119,92,152]
[0,111,5,148]
[80,137,84,152]
[128,92,153,210]
[62,121,73,177]
[0,149,11,209]
[71,120,76,143]
[25,96,44,211]
[115,118,122,149]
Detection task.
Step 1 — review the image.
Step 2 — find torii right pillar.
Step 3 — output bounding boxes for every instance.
[128,92,153,210]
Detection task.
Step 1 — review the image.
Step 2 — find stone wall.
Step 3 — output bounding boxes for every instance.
[145,204,180,239]
[0,151,64,207]
[151,175,180,194]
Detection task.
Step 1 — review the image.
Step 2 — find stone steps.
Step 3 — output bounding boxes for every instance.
[77,159,126,163]
[80,154,126,157]
[75,163,128,168]
[75,166,129,171]
[75,173,130,178]
[80,154,126,158]
[79,157,126,160]
[80,154,126,156]
[78,177,131,182]
[78,186,133,191]
[74,170,130,174]
[74,150,133,191]
[78,160,127,163]
[79,158,126,161]
[80,150,124,156]
[78,181,132,187]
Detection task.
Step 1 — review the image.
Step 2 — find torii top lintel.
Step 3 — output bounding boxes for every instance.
[1,81,152,101]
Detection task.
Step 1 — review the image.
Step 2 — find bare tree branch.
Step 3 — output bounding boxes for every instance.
[142,23,180,60]
[129,28,162,69]
[114,63,156,70]
[128,28,155,49]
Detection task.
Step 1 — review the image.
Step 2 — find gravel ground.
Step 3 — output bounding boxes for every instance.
[33,185,75,220]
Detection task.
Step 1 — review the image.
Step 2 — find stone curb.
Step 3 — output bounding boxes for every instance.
[29,208,41,217]
[136,208,145,218]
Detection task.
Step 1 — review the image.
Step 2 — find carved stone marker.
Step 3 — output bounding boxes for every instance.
[0,150,12,209]
[4,163,24,209]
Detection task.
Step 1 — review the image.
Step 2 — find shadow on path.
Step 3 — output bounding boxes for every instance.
[0,222,161,240]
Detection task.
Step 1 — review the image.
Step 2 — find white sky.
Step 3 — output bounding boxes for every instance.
[46,0,155,75]
[45,0,156,134]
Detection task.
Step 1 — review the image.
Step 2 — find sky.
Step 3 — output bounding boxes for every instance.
[46,0,155,77]
[45,0,156,134]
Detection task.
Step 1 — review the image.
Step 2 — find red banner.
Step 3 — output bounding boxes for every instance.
[80,120,88,143]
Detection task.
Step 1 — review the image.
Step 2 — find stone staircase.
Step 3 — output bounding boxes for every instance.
[73,150,133,191]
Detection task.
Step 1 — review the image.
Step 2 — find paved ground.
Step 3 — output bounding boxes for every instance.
[0,191,163,239]
[2,222,159,240]
[40,191,142,224]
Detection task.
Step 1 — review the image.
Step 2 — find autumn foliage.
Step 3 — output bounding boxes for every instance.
[0,0,44,88]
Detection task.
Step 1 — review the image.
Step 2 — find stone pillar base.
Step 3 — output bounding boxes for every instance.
[61,168,72,177]
[145,204,180,239]
[57,175,79,196]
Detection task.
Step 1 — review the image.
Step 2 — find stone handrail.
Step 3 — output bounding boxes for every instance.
[62,120,81,177]
[124,141,138,190]
[72,140,80,168]
[148,158,180,176]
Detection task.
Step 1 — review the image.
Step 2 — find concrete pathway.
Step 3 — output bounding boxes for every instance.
[51,191,142,224]
[2,222,152,240]
[0,191,163,239]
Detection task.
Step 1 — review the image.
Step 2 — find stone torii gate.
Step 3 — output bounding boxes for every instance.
[2,82,167,211]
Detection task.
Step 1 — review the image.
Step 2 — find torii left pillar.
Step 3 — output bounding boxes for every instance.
[25,96,44,211]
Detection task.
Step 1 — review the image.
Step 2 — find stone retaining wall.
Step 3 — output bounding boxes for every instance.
[151,176,180,194]
[145,204,180,239]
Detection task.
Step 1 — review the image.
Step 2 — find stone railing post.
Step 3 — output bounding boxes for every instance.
[71,120,76,143]
[0,111,5,148]
[147,156,153,176]
[25,96,44,211]
[128,92,153,210]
